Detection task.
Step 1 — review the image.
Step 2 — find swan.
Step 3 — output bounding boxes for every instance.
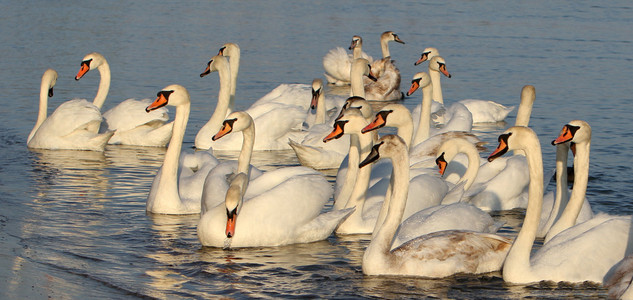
[288,79,350,170]
[195,51,310,151]
[74,52,173,147]
[362,31,406,101]
[359,134,511,277]
[197,111,353,248]
[415,50,514,124]
[145,85,219,214]
[27,69,114,151]
[323,35,374,86]
[488,125,633,284]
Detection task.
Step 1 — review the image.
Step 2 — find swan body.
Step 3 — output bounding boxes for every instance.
[28,69,114,151]
[75,52,173,146]
[360,135,511,277]
[606,254,633,299]
[195,51,309,150]
[289,79,350,169]
[146,85,218,214]
[488,125,633,284]
[198,111,352,248]
[416,50,514,123]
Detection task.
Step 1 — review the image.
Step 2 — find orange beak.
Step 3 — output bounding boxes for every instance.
[146,93,168,112]
[488,135,509,162]
[200,61,212,78]
[436,153,447,175]
[75,61,90,80]
[439,64,452,78]
[552,127,575,145]
[225,213,237,238]
[323,122,345,142]
[311,89,320,110]
[362,114,386,133]
[407,80,420,96]
[213,123,233,141]
[414,53,429,66]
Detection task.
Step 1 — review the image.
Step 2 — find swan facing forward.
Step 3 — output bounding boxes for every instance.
[28,69,113,151]
[359,135,511,277]
[197,111,352,248]
[75,52,173,147]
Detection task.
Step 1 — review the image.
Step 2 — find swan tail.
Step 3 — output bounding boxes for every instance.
[288,139,346,170]
[296,208,355,243]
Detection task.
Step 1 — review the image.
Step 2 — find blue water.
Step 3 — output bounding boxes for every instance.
[1,1,633,298]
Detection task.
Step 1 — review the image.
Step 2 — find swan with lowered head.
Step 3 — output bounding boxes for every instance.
[359,134,511,277]
[488,125,633,284]
[197,111,352,248]
[415,49,514,124]
[28,69,114,151]
[195,51,310,151]
[145,85,219,214]
[75,52,173,147]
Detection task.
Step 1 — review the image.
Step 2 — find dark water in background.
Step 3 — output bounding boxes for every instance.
[1,1,633,298]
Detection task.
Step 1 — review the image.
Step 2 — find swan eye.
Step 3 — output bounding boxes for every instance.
[565,124,581,137]
[156,90,174,98]
[80,58,92,67]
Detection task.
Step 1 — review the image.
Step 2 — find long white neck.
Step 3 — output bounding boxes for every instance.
[353,42,363,59]
[540,144,570,239]
[366,145,410,259]
[429,66,444,104]
[396,114,414,151]
[194,61,232,149]
[503,135,544,282]
[350,65,366,98]
[29,75,52,143]
[412,83,433,145]
[92,61,111,109]
[333,134,360,210]
[237,122,255,177]
[380,39,390,58]
[458,144,481,191]
[227,50,240,115]
[315,92,326,125]
[545,140,589,241]
[515,86,535,127]
[153,101,190,209]
[343,129,375,210]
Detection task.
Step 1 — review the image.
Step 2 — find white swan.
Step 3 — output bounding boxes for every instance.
[145,85,219,214]
[488,125,633,284]
[360,135,511,277]
[323,35,374,86]
[197,111,352,248]
[27,69,114,151]
[195,51,309,151]
[288,79,350,170]
[415,50,514,124]
[75,52,173,147]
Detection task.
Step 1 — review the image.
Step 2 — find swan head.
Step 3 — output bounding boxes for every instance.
[429,56,452,78]
[349,35,363,50]
[361,104,410,134]
[359,134,407,168]
[552,120,590,156]
[218,42,240,57]
[311,78,323,109]
[381,31,405,44]
[335,96,373,121]
[414,47,440,65]
[436,138,475,175]
[146,84,189,112]
[324,108,367,142]
[200,55,229,78]
[75,52,106,80]
[224,172,248,238]
[43,69,58,97]
[406,72,432,96]
[488,126,538,162]
[212,111,253,141]
[351,58,378,82]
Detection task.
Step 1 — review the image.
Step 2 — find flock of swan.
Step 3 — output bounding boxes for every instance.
[27,31,633,298]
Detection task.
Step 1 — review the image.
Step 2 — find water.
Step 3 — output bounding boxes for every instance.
[1,0,633,298]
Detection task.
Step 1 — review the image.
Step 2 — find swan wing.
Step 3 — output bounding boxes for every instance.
[103,98,169,132]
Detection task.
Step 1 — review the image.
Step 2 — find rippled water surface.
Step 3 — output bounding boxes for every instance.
[2,1,633,298]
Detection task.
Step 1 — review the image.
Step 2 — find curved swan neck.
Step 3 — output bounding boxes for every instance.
[541,144,570,238]
[397,115,414,151]
[29,73,54,143]
[352,41,363,59]
[369,145,410,255]
[429,66,444,104]
[459,144,481,191]
[504,134,544,280]
[350,73,366,99]
[93,61,111,109]
[334,134,361,210]
[380,38,390,58]
[227,49,240,115]
[413,83,433,145]
[344,129,376,210]
[162,102,190,191]
[237,122,255,176]
[547,140,590,240]
[195,59,232,148]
